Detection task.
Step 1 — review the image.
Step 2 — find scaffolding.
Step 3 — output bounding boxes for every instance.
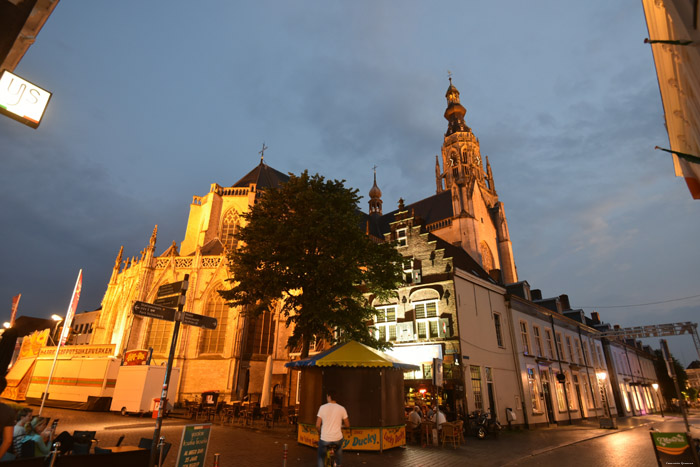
[598,322,700,361]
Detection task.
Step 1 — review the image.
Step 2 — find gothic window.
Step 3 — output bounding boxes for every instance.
[221,209,240,251]
[199,291,230,354]
[244,310,275,355]
[145,318,174,355]
[480,242,494,273]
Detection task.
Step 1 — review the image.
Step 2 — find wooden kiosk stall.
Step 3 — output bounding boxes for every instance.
[286,341,418,452]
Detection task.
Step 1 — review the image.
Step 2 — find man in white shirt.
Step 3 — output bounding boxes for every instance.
[431,407,447,427]
[408,406,422,428]
[316,390,349,467]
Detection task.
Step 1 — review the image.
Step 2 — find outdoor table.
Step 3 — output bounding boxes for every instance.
[102,445,145,453]
[420,421,436,447]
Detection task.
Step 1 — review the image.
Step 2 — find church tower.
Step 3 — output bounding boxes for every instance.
[368,168,383,216]
[434,78,518,284]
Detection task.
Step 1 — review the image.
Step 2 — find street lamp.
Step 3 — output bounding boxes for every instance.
[596,371,615,429]
[50,314,63,345]
[2,322,10,329]
[652,383,664,418]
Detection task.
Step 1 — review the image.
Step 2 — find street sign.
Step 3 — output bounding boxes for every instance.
[181,312,217,330]
[154,295,182,308]
[157,280,187,298]
[132,301,176,322]
[175,423,212,467]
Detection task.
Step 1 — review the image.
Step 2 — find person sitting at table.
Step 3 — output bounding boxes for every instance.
[13,409,32,439]
[25,417,75,456]
[431,406,447,428]
[408,406,422,429]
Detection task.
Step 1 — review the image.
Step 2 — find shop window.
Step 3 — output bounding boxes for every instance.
[527,368,542,413]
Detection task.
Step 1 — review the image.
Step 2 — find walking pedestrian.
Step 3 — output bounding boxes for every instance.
[316,390,349,467]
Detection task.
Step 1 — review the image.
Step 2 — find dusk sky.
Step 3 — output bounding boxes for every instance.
[2,2,699,365]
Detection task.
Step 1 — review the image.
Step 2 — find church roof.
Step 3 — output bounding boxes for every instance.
[362,190,454,238]
[198,238,225,256]
[232,161,290,189]
[428,232,496,284]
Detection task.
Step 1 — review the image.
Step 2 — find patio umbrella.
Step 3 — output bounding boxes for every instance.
[260,355,273,407]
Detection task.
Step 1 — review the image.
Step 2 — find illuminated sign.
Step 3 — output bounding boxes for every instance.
[0,70,52,128]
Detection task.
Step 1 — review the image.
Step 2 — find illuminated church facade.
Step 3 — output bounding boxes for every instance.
[89,79,519,405]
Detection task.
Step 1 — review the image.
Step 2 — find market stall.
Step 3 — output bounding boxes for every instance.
[285,340,418,452]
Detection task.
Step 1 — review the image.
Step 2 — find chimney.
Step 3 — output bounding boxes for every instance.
[614,324,620,330]
[591,311,601,324]
[558,294,571,310]
[531,289,542,301]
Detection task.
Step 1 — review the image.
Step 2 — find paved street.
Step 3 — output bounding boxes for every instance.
[22,405,699,466]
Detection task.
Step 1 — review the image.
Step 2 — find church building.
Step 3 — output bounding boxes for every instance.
[89,79,520,406]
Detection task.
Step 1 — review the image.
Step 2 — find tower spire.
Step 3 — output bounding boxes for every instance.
[369,165,383,216]
[444,78,469,136]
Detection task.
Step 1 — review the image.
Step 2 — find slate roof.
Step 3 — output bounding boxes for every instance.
[426,231,496,284]
[362,190,454,239]
[232,161,290,189]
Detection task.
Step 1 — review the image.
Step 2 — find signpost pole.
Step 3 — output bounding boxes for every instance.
[148,274,188,467]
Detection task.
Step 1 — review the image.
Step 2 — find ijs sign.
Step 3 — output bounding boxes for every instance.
[0,70,52,129]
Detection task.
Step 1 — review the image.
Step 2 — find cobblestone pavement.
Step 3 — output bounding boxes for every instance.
[18,405,700,466]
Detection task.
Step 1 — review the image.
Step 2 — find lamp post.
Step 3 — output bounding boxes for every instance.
[652,383,664,418]
[50,314,63,345]
[596,371,615,428]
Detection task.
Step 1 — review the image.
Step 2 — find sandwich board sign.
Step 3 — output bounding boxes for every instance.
[175,423,212,467]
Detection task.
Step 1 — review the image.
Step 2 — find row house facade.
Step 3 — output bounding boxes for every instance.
[505,288,616,427]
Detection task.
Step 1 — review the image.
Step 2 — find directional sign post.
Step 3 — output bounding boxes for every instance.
[133,301,176,321]
[181,311,218,330]
[130,277,218,467]
[148,276,188,467]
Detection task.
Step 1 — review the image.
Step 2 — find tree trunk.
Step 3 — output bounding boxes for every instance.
[301,336,311,359]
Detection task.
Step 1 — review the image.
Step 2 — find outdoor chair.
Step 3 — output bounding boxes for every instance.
[453,419,465,444]
[138,438,152,450]
[116,435,125,447]
[441,422,459,449]
[94,446,112,454]
[19,439,35,459]
[72,430,97,455]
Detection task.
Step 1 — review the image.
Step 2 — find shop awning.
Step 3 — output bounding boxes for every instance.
[285,340,419,370]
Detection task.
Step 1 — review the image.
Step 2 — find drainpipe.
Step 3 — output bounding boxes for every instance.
[505,299,529,429]
[577,327,600,420]
[623,346,637,416]
[549,315,572,425]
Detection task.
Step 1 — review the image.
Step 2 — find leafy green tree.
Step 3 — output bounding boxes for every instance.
[219,171,404,358]
[653,349,688,405]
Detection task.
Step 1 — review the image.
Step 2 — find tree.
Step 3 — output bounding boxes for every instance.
[219,171,404,358]
[653,349,688,406]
